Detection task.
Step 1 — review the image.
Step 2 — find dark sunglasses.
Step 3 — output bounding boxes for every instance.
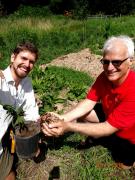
[100,57,129,67]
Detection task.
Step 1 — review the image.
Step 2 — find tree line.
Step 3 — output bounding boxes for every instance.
[0,0,135,18]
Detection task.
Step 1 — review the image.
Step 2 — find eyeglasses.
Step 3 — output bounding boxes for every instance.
[100,57,129,67]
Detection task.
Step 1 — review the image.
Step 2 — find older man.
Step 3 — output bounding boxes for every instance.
[42,35,135,169]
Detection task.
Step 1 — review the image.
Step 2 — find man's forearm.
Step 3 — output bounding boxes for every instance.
[62,99,96,122]
[66,121,118,138]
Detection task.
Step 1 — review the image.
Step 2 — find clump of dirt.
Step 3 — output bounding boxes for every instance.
[41,112,64,125]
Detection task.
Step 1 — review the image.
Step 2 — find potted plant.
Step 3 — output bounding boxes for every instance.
[3,105,40,159]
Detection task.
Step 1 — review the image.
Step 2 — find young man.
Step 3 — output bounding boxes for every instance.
[0,41,40,179]
[42,35,135,169]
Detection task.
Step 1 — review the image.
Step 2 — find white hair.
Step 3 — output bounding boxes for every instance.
[103,35,135,58]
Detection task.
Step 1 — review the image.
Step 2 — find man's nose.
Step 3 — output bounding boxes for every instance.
[25,60,30,67]
[107,62,115,70]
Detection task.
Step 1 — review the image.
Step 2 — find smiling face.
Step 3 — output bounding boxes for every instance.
[102,41,132,86]
[10,50,36,84]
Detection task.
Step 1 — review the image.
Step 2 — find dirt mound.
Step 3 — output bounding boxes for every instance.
[47,48,102,79]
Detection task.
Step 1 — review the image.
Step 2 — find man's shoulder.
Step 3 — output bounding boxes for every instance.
[126,70,135,90]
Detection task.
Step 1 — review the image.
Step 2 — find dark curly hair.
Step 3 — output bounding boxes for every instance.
[13,41,38,60]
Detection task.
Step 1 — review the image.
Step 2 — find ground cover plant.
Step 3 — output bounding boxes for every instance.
[0,6,135,179]
[31,66,93,114]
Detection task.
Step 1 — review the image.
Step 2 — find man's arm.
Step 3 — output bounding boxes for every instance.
[65,121,118,138]
[45,121,118,138]
[61,99,96,122]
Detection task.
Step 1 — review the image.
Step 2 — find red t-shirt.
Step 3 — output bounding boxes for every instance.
[87,70,135,144]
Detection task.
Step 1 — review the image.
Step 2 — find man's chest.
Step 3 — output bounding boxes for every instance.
[101,85,126,114]
[0,82,25,108]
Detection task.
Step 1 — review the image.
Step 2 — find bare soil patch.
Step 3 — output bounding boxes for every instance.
[46,48,102,79]
[46,48,135,79]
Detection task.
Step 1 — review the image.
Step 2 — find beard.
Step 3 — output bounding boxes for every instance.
[12,64,31,79]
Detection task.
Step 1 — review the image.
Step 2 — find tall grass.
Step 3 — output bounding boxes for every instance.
[0,8,135,68]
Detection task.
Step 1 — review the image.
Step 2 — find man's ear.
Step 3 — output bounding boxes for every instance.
[11,54,15,63]
[129,58,134,66]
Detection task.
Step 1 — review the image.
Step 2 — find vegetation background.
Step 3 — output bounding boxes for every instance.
[0,1,135,179]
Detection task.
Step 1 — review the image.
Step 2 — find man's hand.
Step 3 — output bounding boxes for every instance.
[40,112,65,137]
[41,120,67,137]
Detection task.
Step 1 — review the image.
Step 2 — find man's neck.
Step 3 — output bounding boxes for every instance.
[10,66,21,88]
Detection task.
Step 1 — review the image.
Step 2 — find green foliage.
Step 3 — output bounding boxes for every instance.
[9,5,52,19]
[1,0,135,18]
[3,105,25,128]
[31,66,93,113]
[88,0,135,16]
[67,86,88,101]
[3,104,18,122]
[103,20,112,39]
[38,27,85,64]
[72,0,89,20]
[1,11,135,68]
